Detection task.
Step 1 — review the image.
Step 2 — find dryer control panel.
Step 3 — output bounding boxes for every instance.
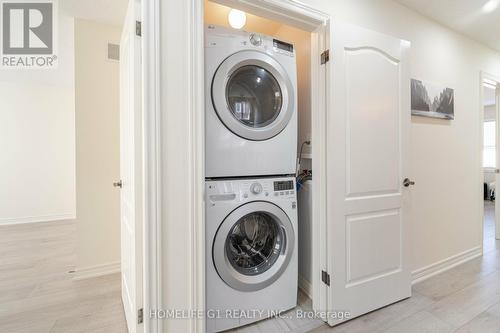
[205,25,295,58]
[206,177,296,205]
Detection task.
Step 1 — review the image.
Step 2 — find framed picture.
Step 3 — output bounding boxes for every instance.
[411,79,454,120]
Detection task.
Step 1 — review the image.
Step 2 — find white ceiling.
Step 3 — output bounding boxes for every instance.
[396,0,500,52]
[61,0,127,27]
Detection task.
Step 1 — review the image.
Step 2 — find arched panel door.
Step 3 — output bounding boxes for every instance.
[326,22,412,326]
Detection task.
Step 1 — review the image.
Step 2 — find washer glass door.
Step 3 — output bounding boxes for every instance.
[212,50,295,141]
[226,211,283,275]
[213,201,295,292]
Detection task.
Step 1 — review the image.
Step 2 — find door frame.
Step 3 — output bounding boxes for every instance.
[479,71,500,249]
[151,0,331,332]
[142,0,162,332]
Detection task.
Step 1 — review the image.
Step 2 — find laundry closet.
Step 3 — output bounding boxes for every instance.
[204,1,315,332]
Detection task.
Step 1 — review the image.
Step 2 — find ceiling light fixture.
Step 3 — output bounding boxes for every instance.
[482,0,499,13]
[228,9,246,29]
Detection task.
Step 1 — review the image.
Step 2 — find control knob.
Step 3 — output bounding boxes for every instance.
[250,182,263,194]
[249,33,262,46]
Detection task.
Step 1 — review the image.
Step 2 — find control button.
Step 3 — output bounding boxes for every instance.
[265,192,269,197]
[243,193,248,198]
[280,192,284,196]
[274,192,279,196]
[249,33,262,46]
[250,182,263,195]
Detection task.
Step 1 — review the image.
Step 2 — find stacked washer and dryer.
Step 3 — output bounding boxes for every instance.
[205,25,299,332]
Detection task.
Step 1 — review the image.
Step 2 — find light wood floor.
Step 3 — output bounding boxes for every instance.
[1,202,499,333]
[0,220,127,333]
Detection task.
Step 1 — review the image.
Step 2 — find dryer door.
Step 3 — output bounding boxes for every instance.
[213,201,295,292]
[212,50,295,141]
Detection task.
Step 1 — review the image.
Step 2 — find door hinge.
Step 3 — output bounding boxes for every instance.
[321,49,330,64]
[138,308,144,324]
[136,21,142,37]
[321,270,330,286]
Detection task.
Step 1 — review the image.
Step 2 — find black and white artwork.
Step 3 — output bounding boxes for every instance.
[411,79,454,120]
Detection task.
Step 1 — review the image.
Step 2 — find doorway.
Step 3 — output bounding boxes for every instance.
[203,0,329,331]
[481,73,500,253]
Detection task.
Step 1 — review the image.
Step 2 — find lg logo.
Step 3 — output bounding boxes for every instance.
[2,1,53,54]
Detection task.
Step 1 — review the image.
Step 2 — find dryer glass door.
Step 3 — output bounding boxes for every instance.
[226,65,282,128]
[212,50,295,141]
[213,201,295,292]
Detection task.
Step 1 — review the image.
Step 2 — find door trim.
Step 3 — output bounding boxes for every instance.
[212,50,295,141]
[479,71,500,250]
[157,1,330,332]
[143,0,162,332]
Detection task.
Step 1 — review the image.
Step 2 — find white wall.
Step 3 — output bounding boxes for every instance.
[74,19,121,272]
[0,12,76,224]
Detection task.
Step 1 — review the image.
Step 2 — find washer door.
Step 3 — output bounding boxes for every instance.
[213,201,295,292]
[212,50,295,141]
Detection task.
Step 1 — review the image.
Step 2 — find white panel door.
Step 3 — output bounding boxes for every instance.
[120,0,143,332]
[326,23,412,325]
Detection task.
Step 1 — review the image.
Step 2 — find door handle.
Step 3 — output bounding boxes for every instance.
[113,180,123,188]
[403,178,415,187]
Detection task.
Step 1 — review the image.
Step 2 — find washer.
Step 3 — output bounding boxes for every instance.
[206,177,298,332]
[205,25,298,178]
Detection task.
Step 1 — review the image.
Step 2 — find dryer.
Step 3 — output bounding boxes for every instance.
[205,25,298,178]
[205,176,298,332]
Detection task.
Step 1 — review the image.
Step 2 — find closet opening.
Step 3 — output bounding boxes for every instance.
[203,1,327,331]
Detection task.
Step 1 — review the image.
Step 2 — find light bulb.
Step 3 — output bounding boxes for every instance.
[228,9,246,29]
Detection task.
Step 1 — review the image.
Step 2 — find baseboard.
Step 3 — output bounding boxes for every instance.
[411,246,482,284]
[298,274,312,298]
[0,213,75,226]
[73,261,121,280]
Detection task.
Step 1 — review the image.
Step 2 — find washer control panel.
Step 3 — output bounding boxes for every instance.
[272,179,295,197]
[206,177,296,205]
[250,182,263,194]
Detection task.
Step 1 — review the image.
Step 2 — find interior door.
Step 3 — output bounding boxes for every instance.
[120,0,143,332]
[326,23,412,325]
